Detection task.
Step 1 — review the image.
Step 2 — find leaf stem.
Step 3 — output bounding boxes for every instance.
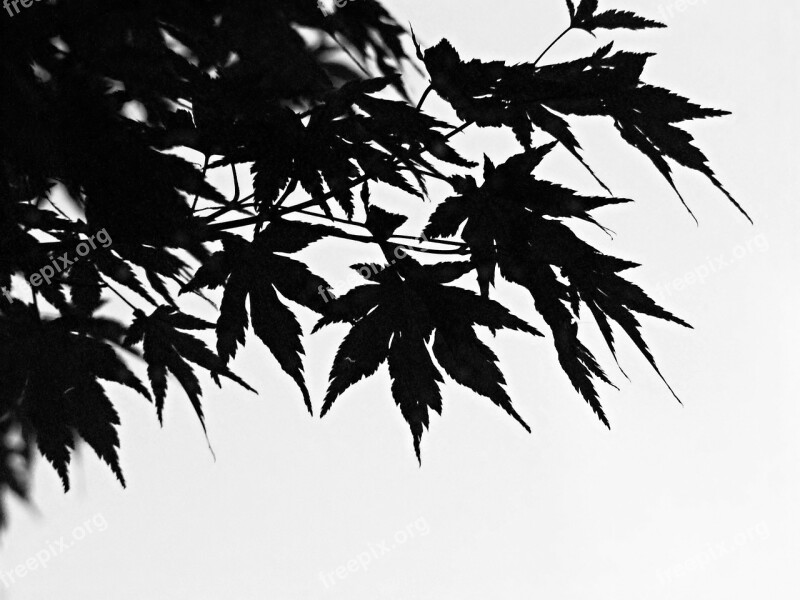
[296,208,467,248]
[207,212,466,255]
[201,192,257,222]
[332,32,371,78]
[279,174,372,216]
[273,178,298,213]
[445,121,473,139]
[100,276,141,312]
[533,27,571,67]
[416,84,434,111]
[191,154,210,211]
[231,164,240,205]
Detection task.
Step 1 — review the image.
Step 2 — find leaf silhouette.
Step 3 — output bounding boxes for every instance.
[316,255,541,460]
[581,10,666,31]
[1,306,150,489]
[183,221,335,413]
[421,37,748,220]
[0,0,747,525]
[425,145,688,423]
[569,1,665,32]
[125,306,254,429]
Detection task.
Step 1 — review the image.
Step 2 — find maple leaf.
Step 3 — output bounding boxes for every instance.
[95,248,160,307]
[0,304,150,489]
[237,81,473,216]
[424,145,688,425]
[315,248,541,461]
[351,94,476,169]
[426,144,629,294]
[321,0,415,97]
[421,38,749,220]
[125,306,254,430]
[114,244,190,306]
[569,1,665,32]
[182,221,336,413]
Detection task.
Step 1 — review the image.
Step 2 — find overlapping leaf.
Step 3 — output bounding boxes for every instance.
[318,0,415,97]
[0,302,149,489]
[425,145,689,425]
[421,36,749,219]
[221,79,473,217]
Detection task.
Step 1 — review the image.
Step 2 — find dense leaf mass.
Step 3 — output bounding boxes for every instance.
[0,0,745,525]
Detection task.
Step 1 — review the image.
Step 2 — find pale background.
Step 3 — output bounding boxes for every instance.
[2,1,799,598]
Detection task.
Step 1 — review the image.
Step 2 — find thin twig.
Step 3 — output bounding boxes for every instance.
[296,208,467,248]
[201,191,256,223]
[445,121,473,140]
[100,277,140,312]
[279,174,372,216]
[231,164,240,205]
[45,196,72,221]
[207,119,475,237]
[332,32,371,78]
[273,179,298,213]
[191,154,210,211]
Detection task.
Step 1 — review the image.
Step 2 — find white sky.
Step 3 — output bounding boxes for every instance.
[2,1,799,599]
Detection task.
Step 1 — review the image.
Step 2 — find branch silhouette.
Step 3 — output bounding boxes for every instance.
[0,0,747,529]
